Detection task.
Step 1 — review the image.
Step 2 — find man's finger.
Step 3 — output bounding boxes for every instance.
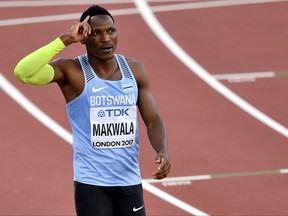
[83,15,90,23]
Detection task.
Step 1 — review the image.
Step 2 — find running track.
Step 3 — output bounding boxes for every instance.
[1,0,288,215]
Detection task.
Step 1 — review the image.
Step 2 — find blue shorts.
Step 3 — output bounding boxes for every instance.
[74,181,146,216]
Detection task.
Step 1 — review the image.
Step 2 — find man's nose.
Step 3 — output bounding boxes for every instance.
[101,33,110,42]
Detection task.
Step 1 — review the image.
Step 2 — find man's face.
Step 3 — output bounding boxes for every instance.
[85,14,118,61]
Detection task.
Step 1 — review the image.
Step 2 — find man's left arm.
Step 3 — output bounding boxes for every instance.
[132,60,171,180]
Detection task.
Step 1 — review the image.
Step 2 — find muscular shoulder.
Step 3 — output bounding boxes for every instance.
[51,57,80,73]
[50,57,82,83]
[125,57,144,70]
[125,57,148,89]
[50,57,85,101]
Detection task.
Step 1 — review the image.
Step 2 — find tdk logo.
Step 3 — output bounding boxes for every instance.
[97,110,106,118]
[97,108,129,118]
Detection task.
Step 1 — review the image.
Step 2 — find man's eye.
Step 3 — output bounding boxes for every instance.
[92,31,100,36]
[108,29,116,34]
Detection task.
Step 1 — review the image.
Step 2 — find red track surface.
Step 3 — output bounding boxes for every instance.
[1,1,288,215]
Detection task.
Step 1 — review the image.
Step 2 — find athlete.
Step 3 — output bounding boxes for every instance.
[14,5,171,216]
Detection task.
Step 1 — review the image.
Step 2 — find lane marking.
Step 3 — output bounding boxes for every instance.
[0,9,137,27]
[1,0,287,26]
[146,175,212,184]
[0,0,286,8]
[214,71,274,81]
[0,0,196,7]
[145,168,288,185]
[133,0,288,138]
[280,169,288,174]
[146,0,288,14]
[0,73,73,144]
[142,181,209,216]
[213,71,288,83]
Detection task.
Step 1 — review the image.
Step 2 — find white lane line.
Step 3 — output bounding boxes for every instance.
[213,71,288,83]
[145,175,211,184]
[0,0,195,7]
[0,9,138,27]
[213,71,275,81]
[0,73,73,144]
[145,169,288,185]
[1,0,287,26]
[149,0,288,12]
[133,0,288,138]
[142,181,209,216]
[0,0,286,8]
[280,169,288,174]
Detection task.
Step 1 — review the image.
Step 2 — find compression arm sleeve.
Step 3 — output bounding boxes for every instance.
[14,37,66,85]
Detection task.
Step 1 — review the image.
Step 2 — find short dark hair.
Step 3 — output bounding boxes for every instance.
[80,5,114,23]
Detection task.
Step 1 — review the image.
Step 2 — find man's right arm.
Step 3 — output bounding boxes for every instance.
[14,16,91,86]
[14,37,66,85]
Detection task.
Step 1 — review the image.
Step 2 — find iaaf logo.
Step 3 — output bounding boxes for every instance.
[97,108,129,118]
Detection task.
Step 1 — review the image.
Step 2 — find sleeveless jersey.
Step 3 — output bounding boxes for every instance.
[66,54,141,186]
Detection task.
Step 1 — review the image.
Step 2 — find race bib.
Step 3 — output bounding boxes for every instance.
[90,106,137,148]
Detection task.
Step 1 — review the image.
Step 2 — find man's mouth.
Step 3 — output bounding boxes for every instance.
[100,45,113,52]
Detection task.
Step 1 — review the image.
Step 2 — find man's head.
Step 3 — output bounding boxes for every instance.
[80,5,114,23]
[80,5,117,61]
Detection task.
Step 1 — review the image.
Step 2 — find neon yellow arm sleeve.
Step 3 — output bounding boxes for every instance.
[14,37,66,85]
